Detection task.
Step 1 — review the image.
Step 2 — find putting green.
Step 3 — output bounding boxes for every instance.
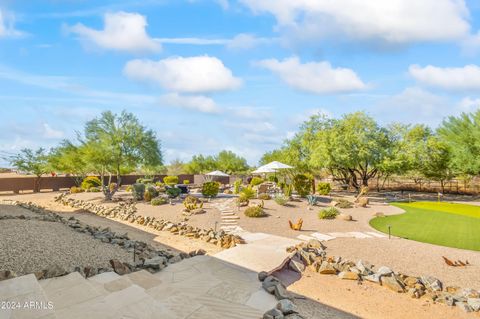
[369,201,480,251]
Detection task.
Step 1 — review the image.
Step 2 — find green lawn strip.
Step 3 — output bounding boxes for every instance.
[370,205,480,251]
[393,201,480,219]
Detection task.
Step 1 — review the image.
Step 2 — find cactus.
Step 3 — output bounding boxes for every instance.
[183,195,202,212]
[306,195,317,206]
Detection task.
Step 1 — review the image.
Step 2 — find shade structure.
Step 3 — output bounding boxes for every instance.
[252,167,277,174]
[205,170,230,177]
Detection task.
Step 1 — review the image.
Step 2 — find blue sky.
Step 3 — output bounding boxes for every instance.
[1,0,480,166]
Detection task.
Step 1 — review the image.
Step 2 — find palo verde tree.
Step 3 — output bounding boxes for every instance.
[8,148,50,192]
[48,141,90,186]
[184,151,249,174]
[77,111,163,200]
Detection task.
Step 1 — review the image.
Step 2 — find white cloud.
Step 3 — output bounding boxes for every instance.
[256,56,367,94]
[226,33,275,50]
[458,97,480,113]
[239,0,470,45]
[409,64,480,91]
[42,123,64,139]
[227,106,272,120]
[124,55,242,93]
[292,108,332,124]
[0,9,24,38]
[160,93,220,113]
[68,11,160,53]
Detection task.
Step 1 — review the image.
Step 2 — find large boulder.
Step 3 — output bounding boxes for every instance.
[263,308,284,319]
[110,259,131,275]
[276,299,297,315]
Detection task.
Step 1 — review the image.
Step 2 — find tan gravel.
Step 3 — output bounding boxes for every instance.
[0,208,132,275]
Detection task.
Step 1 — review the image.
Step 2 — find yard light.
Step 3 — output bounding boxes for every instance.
[388,225,391,239]
[215,221,218,232]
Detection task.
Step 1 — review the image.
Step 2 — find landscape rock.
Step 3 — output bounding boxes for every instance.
[381,275,405,293]
[457,302,473,313]
[318,261,336,275]
[276,299,297,314]
[263,308,284,319]
[338,213,352,221]
[289,257,306,273]
[467,298,480,312]
[143,256,167,270]
[110,259,131,275]
[338,271,359,280]
[258,271,269,282]
[420,276,442,292]
[0,270,16,281]
[274,283,291,300]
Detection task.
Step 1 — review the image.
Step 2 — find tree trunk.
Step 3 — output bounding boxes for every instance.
[34,176,41,193]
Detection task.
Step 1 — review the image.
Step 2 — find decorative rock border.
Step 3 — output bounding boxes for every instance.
[272,239,480,314]
[0,200,206,282]
[55,192,244,249]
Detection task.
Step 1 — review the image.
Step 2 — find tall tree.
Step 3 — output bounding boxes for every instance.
[166,159,185,175]
[8,148,50,192]
[419,136,453,193]
[438,110,480,177]
[184,154,217,174]
[49,141,90,185]
[215,150,249,174]
[79,111,162,199]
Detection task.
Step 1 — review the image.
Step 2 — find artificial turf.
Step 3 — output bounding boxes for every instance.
[369,201,480,251]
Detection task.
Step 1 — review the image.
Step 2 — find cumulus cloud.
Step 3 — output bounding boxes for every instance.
[409,64,480,91]
[68,11,160,53]
[160,93,220,114]
[0,9,24,38]
[239,0,470,45]
[124,55,242,93]
[256,56,366,94]
[458,97,480,113]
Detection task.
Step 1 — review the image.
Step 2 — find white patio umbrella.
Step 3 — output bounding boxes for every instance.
[252,167,277,174]
[205,170,230,177]
[256,161,293,171]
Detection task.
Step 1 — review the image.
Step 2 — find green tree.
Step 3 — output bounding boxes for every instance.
[438,110,480,177]
[215,150,249,174]
[49,141,90,185]
[8,148,50,192]
[419,136,453,193]
[184,154,216,174]
[78,111,162,200]
[309,112,391,189]
[166,159,185,175]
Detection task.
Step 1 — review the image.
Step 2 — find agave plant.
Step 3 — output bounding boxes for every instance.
[306,194,317,206]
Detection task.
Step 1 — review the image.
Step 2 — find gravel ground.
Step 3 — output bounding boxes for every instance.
[0,209,132,275]
[0,204,39,218]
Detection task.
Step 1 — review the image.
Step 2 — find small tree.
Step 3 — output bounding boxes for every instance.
[9,148,50,192]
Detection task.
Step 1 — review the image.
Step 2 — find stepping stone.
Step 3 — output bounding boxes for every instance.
[221,215,239,219]
[328,232,355,238]
[297,234,316,241]
[310,232,336,241]
[365,231,387,238]
[347,232,373,239]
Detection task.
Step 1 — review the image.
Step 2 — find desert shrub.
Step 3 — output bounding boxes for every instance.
[125,185,133,192]
[293,174,312,197]
[317,182,332,195]
[70,186,84,194]
[109,183,117,192]
[258,193,271,200]
[318,207,339,219]
[155,182,165,187]
[240,186,256,200]
[183,180,190,185]
[335,198,353,209]
[183,195,203,211]
[236,193,249,206]
[163,176,179,186]
[250,177,264,186]
[306,194,317,206]
[202,181,220,198]
[274,195,289,206]
[151,197,167,206]
[244,206,266,218]
[88,186,101,192]
[132,183,146,200]
[283,184,293,197]
[144,190,153,202]
[233,179,242,194]
[81,176,101,190]
[166,187,181,198]
[146,185,159,198]
[267,175,278,183]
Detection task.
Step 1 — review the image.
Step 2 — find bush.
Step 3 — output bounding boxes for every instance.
[318,207,339,219]
[146,185,159,198]
[317,182,332,195]
[250,177,264,186]
[202,181,220,198]
[166,187,181,198]
[244,206,266,218]
[88,186,101,192]
[240,186,256,200]
[126,185,133,192]
[274,195,288,206]
[258,193,271,200]
[293,174,312,197]
[155,182,165,187]
[151,197,167,206]
[236,193,249,206]
[233,179,242,194]
[132,183,146,200]
[267,175,278,183]
[144,190,153,202]
[163,176,179,186]
[81,176,101,190]
[335,198,353,209]
[183,180,190,185]
[70,186,84,194]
